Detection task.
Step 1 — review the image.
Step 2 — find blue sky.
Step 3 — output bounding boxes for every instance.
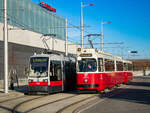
[32,0,150,59]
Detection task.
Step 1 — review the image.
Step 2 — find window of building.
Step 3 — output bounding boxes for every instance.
[0,0,65,40]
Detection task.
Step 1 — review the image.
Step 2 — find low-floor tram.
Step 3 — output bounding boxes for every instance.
[76,48,133,92]
[27,52,76,94]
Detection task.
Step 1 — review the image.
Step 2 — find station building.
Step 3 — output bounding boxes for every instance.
[0,0,79,87]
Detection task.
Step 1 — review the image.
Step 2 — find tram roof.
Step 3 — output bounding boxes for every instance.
[77,48,132,62]
[123,59,132,64]
[30,53,75,62]
[30,53,63,59]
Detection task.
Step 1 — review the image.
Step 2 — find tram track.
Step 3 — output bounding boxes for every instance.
[12,87,119,113]
[0,94,43,113]
[0,92,21,98]
[23,95,79,113]
[56,94,98,113]
[12,95,46,113]
[0,95,26,104]
[57,85,131,113]
[12,93,78,113]
[0,85,130,113]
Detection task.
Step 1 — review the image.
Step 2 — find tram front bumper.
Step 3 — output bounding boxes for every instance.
[28,85,48,92]
[76,84,99,89]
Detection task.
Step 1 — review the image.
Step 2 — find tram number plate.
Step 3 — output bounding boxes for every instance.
[36,82,40,85]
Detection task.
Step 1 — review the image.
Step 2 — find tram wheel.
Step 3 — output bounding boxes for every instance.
[97,90,105,94]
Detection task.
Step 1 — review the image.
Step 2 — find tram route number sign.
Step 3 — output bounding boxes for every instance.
[33,58,47,62]
[80,54,92,57]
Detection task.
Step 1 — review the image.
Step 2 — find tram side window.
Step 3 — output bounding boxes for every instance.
[116,61,123,71]
[98,58,104,72]
[123,63,128,71]
[50,61,62,81]
[105,59,115,71]
[64,61,70,79]
[128,63,133,71]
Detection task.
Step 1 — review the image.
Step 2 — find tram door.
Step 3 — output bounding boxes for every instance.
[49,60,63,93]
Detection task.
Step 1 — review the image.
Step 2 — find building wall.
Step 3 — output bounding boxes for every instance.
[0,24,79,88]
[131,59,150,71]
[0,0,65,40]
[0,0,80,87]
[0,22,79,75]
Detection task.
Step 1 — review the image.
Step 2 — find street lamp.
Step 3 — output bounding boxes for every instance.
[3,0,8,93]
[100,21,112,52]
[81,0,94,48]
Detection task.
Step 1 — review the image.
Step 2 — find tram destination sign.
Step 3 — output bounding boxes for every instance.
[32,58,47,62]
[31,57,48,67]
[80,53,92,57]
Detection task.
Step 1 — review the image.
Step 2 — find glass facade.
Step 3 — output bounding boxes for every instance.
[0,0,65,40]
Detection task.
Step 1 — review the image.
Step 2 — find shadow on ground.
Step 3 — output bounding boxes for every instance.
[11,85,27,93]
[99,79,150,105]
[127,82,150,87]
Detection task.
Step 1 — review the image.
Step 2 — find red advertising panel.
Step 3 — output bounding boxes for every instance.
[40,1,56,12]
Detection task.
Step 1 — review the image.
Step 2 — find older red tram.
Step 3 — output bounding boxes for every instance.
[76,48,133,92]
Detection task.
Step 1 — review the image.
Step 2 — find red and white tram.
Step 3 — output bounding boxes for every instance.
[76,48,133,92]
[27,52,76,94]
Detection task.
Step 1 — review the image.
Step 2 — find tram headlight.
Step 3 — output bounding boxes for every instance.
[43,79,48,82]
[84,79,88,83]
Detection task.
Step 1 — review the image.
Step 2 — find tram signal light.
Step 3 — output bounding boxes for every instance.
[77,48,81,52]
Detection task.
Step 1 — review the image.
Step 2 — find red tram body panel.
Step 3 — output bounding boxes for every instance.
[77,72,126,91]
[28,81,63,86]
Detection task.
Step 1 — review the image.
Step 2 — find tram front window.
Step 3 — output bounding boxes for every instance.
[29,57,49,77]
[78,58,97,72]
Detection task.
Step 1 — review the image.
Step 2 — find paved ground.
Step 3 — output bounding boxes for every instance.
[79,76,150,113]
[0,86,96,113]
[0,76,150,113]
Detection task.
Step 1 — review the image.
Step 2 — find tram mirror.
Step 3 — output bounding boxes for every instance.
[78,57,81,60]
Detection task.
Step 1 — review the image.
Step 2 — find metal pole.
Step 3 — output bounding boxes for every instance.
[114,60,117,71]
[121,47,124,58]
[65,18,68,56]
[81,0,84,48]
[3,0,8,93]
[128,51,130,59]
[101,21,103,52]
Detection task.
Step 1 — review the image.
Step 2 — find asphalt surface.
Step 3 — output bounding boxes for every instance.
[81,76,150,113]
